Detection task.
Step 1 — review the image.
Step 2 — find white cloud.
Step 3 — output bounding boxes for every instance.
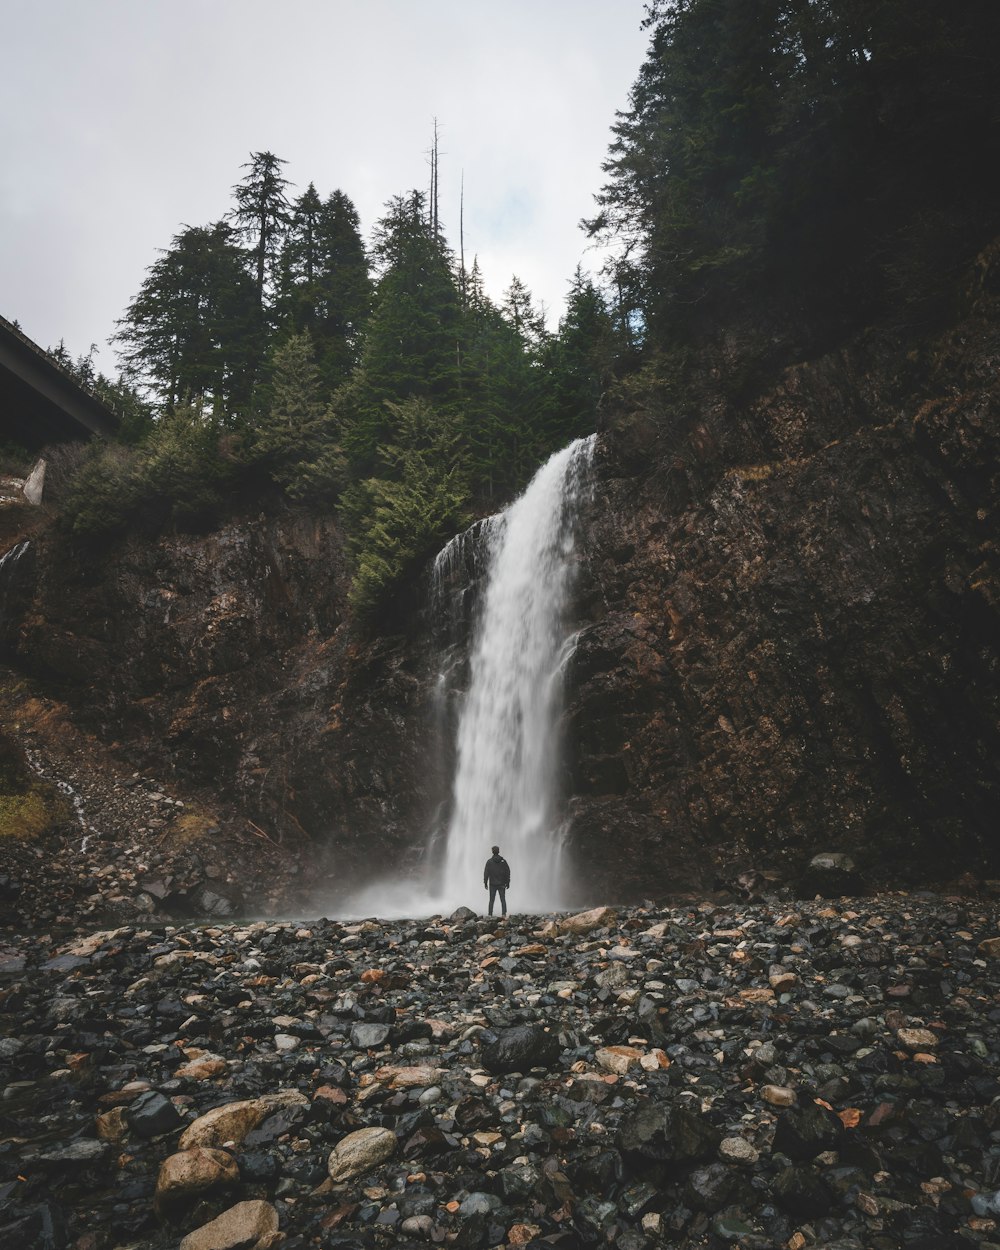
[1,0,648,361]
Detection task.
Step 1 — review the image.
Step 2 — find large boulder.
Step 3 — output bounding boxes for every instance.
[481,1025,561,1075]
[155,1147,239,1216]
[178,1200,279,1250]
[179,1091,308,1150]
[798,853,863,898]
[555,906,618,936]
[619,1102,721,1167]
[327,1127,397,1182]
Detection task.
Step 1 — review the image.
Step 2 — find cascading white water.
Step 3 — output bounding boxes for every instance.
[439,435,595,911]
[0,540,30,640]
[0,540,30,571]
[23,748,100,851]
[341,435,595,918]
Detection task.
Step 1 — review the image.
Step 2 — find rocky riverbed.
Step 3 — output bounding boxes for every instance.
[2,895,1000,1250]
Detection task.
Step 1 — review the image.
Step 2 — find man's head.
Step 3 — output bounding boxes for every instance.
[491,845,500,855]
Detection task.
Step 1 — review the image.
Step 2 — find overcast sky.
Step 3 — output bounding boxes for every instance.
[2,0,650,371]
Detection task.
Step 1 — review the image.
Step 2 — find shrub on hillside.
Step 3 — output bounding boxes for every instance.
[60,441,144,537]
[58,403,235,537]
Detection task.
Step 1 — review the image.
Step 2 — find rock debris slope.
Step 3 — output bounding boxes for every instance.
[0,685,297,930]
[2,896,1000,1249]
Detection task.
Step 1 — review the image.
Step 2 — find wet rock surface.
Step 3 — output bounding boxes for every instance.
[564,257,1000,899]
[0,681,300,931]
[2,895,1000,1249]
[1,508,439,903]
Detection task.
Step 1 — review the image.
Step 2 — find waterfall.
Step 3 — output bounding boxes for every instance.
[0,539,30,582]
[438,435,595,911]
[0,540,29,564]
[23,748,100,850]
[341,435,595,919]
[0,540,30,639]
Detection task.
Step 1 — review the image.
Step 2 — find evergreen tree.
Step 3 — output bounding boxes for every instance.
[276,188,372,396]
[254,331,324,461]
[275,183,324,336]
[455,261,514,501]
[342,397,469,617]
[60,401,232,537]
[339,190,462,476]
[137,401,233,528]
[501,275,548,354]
[590,0,1000,346]
[229,151,293,316]
[457,267,549,500]
[314,190,372,391]
[542,267,616,444]
[254,332,343,501]
[114,222,258,417]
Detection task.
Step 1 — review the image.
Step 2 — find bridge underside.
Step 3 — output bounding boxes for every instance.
[0,317,118,449]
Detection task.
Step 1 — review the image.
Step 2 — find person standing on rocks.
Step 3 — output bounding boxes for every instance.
[483,845,510,917]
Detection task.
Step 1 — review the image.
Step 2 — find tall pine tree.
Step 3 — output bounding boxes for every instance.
[229,151,293,318]
[314,190,372,392]
[541,267,617,446]
[275,183,324,336]
[254,332,343,501]
[338,190,461,476]
[114,221,258,418]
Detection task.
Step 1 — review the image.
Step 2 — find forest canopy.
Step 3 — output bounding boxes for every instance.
[589,0,1000,351]
[50,1,1000,616]
[59,151,619,615]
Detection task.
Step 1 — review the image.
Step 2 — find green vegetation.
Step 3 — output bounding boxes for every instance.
[588,0,1000,352]
[0,793,51,840]
[0,731,70,841]
[50,3,1000,613]
[56,404,236,538]
[342,398,470,616]
[165,807,224,850]
[54,148,618,615]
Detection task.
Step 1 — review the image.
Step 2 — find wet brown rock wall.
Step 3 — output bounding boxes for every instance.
[6,512,443,900]
[3,250,999,908]
[562,251,1000,901]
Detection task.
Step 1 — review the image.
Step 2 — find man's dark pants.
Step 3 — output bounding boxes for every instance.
[488,884,507,916]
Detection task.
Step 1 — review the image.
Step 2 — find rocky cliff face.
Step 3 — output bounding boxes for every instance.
[1,511,444,912]
[2,247,998,912]
[562,242,1000,900]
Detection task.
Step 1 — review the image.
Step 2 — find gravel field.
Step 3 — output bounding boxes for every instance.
[2,894,1000,1249]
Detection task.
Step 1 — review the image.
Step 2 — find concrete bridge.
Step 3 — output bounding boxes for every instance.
[0,315,119,448]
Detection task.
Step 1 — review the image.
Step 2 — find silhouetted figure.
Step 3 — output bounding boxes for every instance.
[484,846,510,917]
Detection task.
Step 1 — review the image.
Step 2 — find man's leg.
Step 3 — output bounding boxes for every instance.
[499,886,507,917]
[488,884,497,916]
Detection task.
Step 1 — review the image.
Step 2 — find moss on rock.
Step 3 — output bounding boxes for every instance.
[0,728,71,841]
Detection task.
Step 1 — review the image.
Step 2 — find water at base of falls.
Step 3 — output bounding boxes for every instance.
[341,434,596,920]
